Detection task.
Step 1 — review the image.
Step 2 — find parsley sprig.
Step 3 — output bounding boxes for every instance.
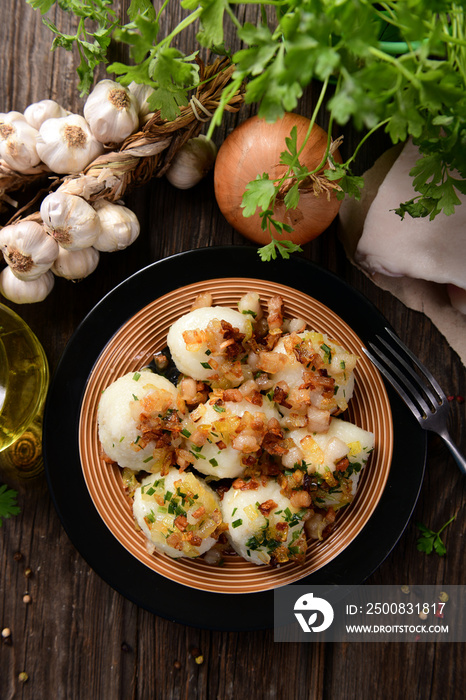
[416,514,457,557]
[28,0,119,95]
[28,0,466,260]
[0,484,20,527]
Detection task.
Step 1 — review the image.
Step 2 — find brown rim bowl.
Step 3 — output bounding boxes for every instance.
[79,278,393,594]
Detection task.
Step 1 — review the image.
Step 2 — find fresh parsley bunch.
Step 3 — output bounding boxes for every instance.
[27,0,466,259]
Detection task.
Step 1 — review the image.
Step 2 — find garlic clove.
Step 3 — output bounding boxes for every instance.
[165,135,217,190]
[84,80,139,144]
[92,200,140,252]
[40,191,102,251]
[0,220,59,280]
[51,245,100,280]
[0,266,54,304]
[36,114,104,174]
[128,82,155,121]
[24,99,69,130]
[0,119,41,173]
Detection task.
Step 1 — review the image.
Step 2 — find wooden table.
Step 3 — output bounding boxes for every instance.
[1,2,464,698]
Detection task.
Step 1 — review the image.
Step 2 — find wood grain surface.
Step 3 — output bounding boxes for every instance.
[0,2,465,699]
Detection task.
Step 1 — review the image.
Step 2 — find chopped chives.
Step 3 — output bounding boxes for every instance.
[320,343,332,363]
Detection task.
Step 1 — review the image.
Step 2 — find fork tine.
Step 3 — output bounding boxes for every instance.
[375,335,442,411]
[363,344,428,420]
[383,327,445,402]
[365,329,466,477]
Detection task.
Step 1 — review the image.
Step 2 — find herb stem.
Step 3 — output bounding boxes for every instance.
[225,3,242,32]
[205,75,243,140]
[156,0,172,22]
[345,118,391,167]
[298,77,332,175]
[158,7,203,49]
[437,513,457,535]
[369,46,421,89]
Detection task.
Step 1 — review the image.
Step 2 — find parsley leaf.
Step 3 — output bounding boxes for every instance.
[241,175,276,218]
[258,237,302,262]
[28,0,119,96]
[0,485,21,527]
[416,514,457,557]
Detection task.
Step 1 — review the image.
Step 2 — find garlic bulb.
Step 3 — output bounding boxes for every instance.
[0,118,41,173]
[128,82,155,120]
[84,80,139,144]
[52,245,100,280]
[0,111,27,125]
[0,266,54,304]
[40,191,102,251]
[36,114,104,174]
[93,200,140,252]
[165,135,217,190]
[0,220,59,280]
[24,99,68,130]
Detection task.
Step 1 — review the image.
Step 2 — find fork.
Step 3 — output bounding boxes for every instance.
[362,327,466,475]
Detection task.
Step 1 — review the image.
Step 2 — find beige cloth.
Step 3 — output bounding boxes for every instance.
[338,142,466,367]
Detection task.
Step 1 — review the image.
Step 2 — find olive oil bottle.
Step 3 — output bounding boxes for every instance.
[0,304,49,478]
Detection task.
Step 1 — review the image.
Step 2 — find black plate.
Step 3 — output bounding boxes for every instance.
[43,246,426,631]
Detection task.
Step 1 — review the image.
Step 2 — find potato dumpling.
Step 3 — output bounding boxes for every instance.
[271,331,357,424]
[97,370,185,472]
[288,417,375,509]
[221,478,307,566]
[182,395,281,479]
[133,468,223,559]
[167,306,252,386]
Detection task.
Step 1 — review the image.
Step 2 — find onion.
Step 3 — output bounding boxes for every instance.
[214,113,343,245]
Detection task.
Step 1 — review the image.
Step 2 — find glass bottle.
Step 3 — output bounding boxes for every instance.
[0,303,49,479]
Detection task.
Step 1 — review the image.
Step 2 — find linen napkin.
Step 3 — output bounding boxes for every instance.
[338,140,466,367]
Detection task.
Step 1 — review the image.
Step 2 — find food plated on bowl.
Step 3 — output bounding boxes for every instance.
[79,278,393,593]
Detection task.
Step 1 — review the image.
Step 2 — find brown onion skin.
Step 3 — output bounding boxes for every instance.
[214,112,342,245]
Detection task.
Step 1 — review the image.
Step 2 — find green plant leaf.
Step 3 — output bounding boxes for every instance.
[127,0,155,22]
[0,485,20,527]
[196,0,228,48]
[415,514,456,557]
[26,0,56,12]
[242,175,276,217]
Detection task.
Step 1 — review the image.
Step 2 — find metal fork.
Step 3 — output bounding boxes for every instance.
[362,327,466,475]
